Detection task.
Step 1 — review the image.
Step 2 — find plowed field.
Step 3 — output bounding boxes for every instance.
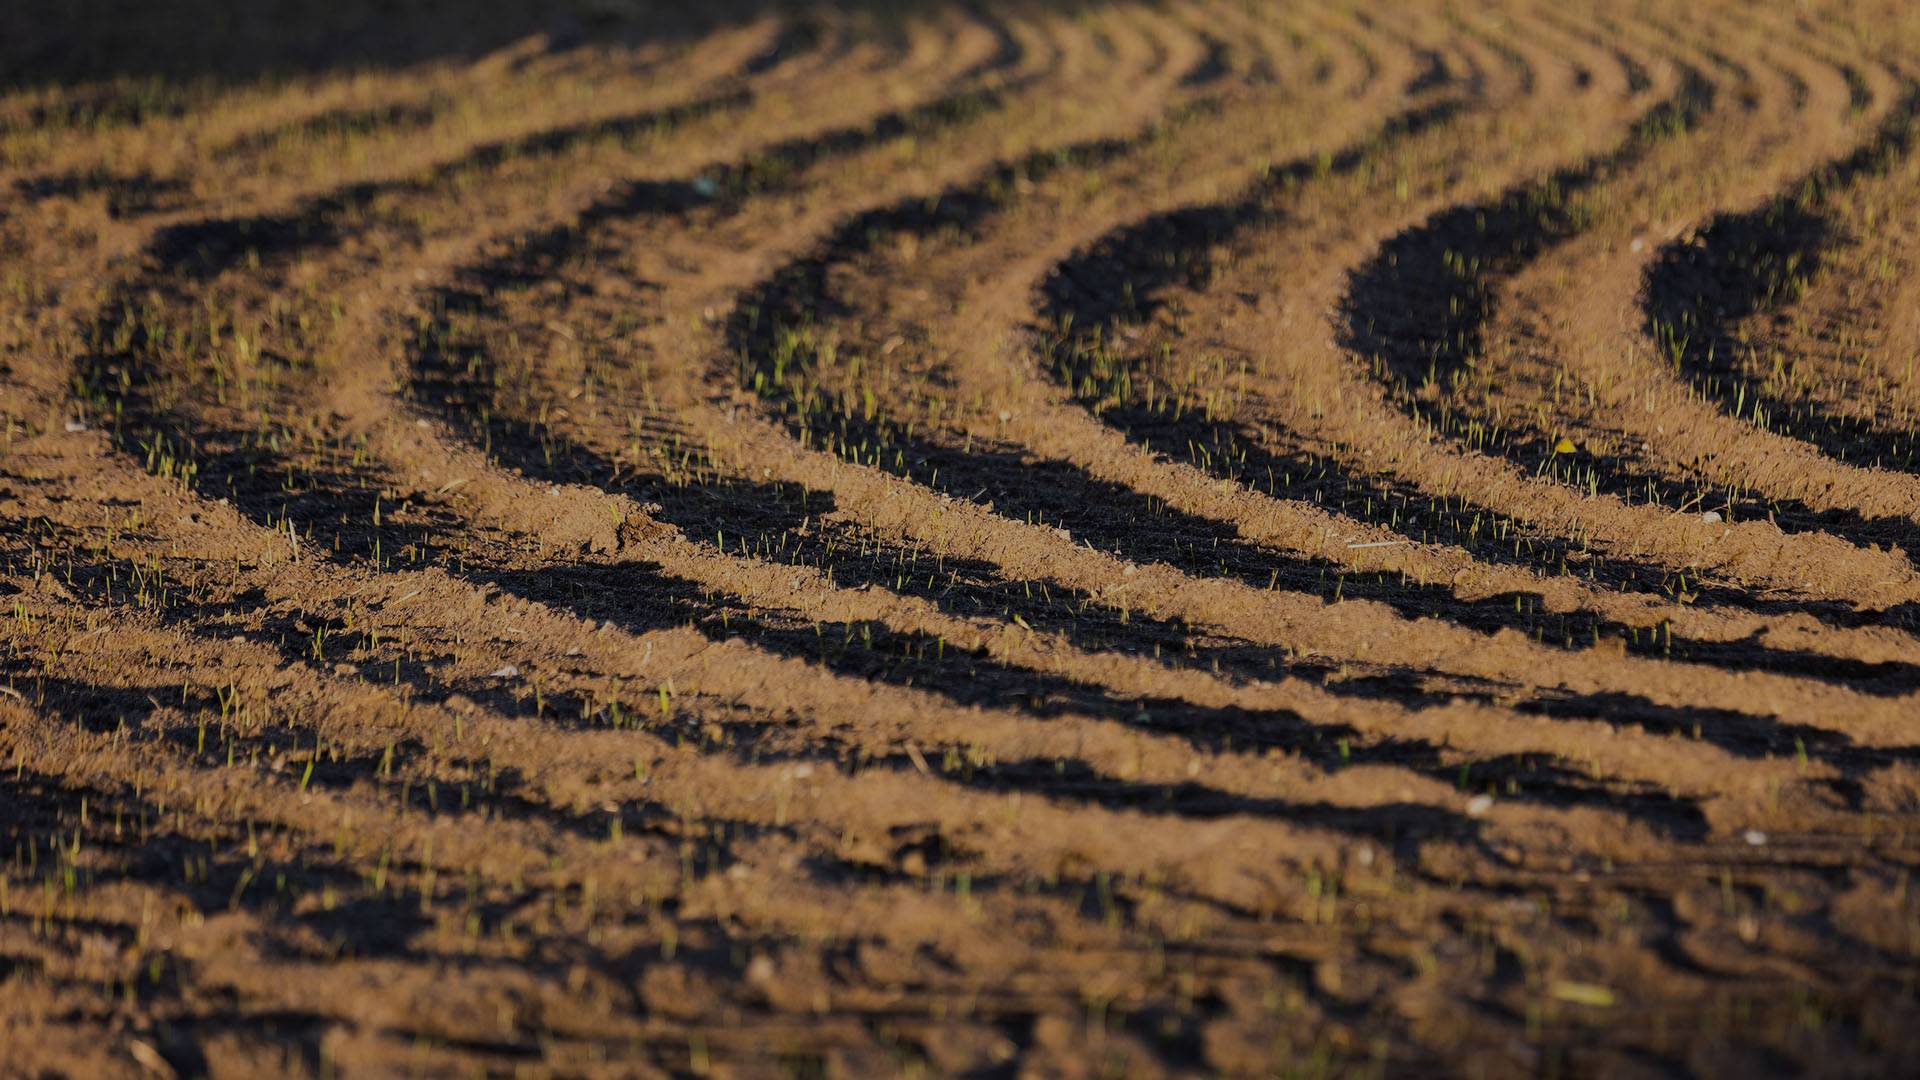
[5,1,1920,1075]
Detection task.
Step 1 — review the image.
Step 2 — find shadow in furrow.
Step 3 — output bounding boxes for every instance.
[699,82,1920,707]
[1028,81,1920,677]
[1644,91,1920,476]
[1340,73,1713,395]
[1338,70,1920,559]
[147,87,753,280]
[208,96,447,161]
[73,69,1035,576]
[12,169,189,218]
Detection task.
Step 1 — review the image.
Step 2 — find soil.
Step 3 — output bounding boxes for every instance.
[5,1,1920,1075]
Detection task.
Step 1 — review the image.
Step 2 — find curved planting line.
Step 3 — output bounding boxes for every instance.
[126,21,838,281]
[16,6,1920,1076]
[1644,89,1920,472]
[146,87,754,281]
[401,49,1414,713]
[6,536,1530,933]
[383,14,1859,805]
[1032,69,1727,616]
[1008,20,1920,686]
[1323,28,1920,579]
[69,18,1013,567]
[696,33,1920,733]
[1332,18,1920,578]
[206,95,447,162]
[1338,71,1713,440]
[8,167,190,219]
[59,5,1492,854]
[1033,79,1920,671]
[23,521,1832,1040]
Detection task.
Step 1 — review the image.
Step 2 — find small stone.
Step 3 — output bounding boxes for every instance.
[745,954,775,983]
[1743,829,1768,846]
[63,420,87,433]
[1466,794,1494,817]
[1701,510,1722,524]
[691,176,718,198]
[488,664,520,679]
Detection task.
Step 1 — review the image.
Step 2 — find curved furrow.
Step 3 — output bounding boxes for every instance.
[33,2,1920,749]
[189,35,603,175]
[12,508,1902,1076]
[636,15,1920,741]
[0,24,781,245]
[638,13,1920,737]
[641,6,1920,722]
[40,2,1118,592]
[389,8,1382,653]
[1055,22,1898,654]
[1514,25,1920,531]
[740,0,1920,732]
[0,474,1520,1021]
[0,530,1565,954]
[0,689,1364,1073]
[37,0,1190,730]
[117,10,969,277]
[26,2,1797,883]
[172,368,1868,830]
[202,88,451,166]
[17,423,1727,910]
[385,1,1780,788]
[0,21,813,401]
[66,7,1013,479]
[18,4,1574,891]
[1645,62,1920,479]
[18,10,1098,722]
[0,81,209,215]
[1015,11,1920,677]
[6,560,1911,1073]
[1257,7,1920,611]
[12,4,1920,1073]
[1000,10,1920,710]
[1337,7,1920,607]
[1018,19,1838,655]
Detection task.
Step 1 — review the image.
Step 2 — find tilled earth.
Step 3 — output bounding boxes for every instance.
[5,0,1920,1075]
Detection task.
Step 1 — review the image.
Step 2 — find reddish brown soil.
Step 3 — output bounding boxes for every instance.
[6,1,1920,1075]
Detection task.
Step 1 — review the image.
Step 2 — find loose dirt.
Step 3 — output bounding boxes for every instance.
[5,1,1920,1075]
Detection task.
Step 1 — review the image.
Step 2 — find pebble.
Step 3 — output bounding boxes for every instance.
[1702,510,1722,524]
[1744,829,1768,846]
[1466,794,1494,817]
[488,664,520,679]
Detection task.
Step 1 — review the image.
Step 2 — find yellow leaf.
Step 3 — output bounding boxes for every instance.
[1553,437,1576,454]
[1550,981,1615,1007]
